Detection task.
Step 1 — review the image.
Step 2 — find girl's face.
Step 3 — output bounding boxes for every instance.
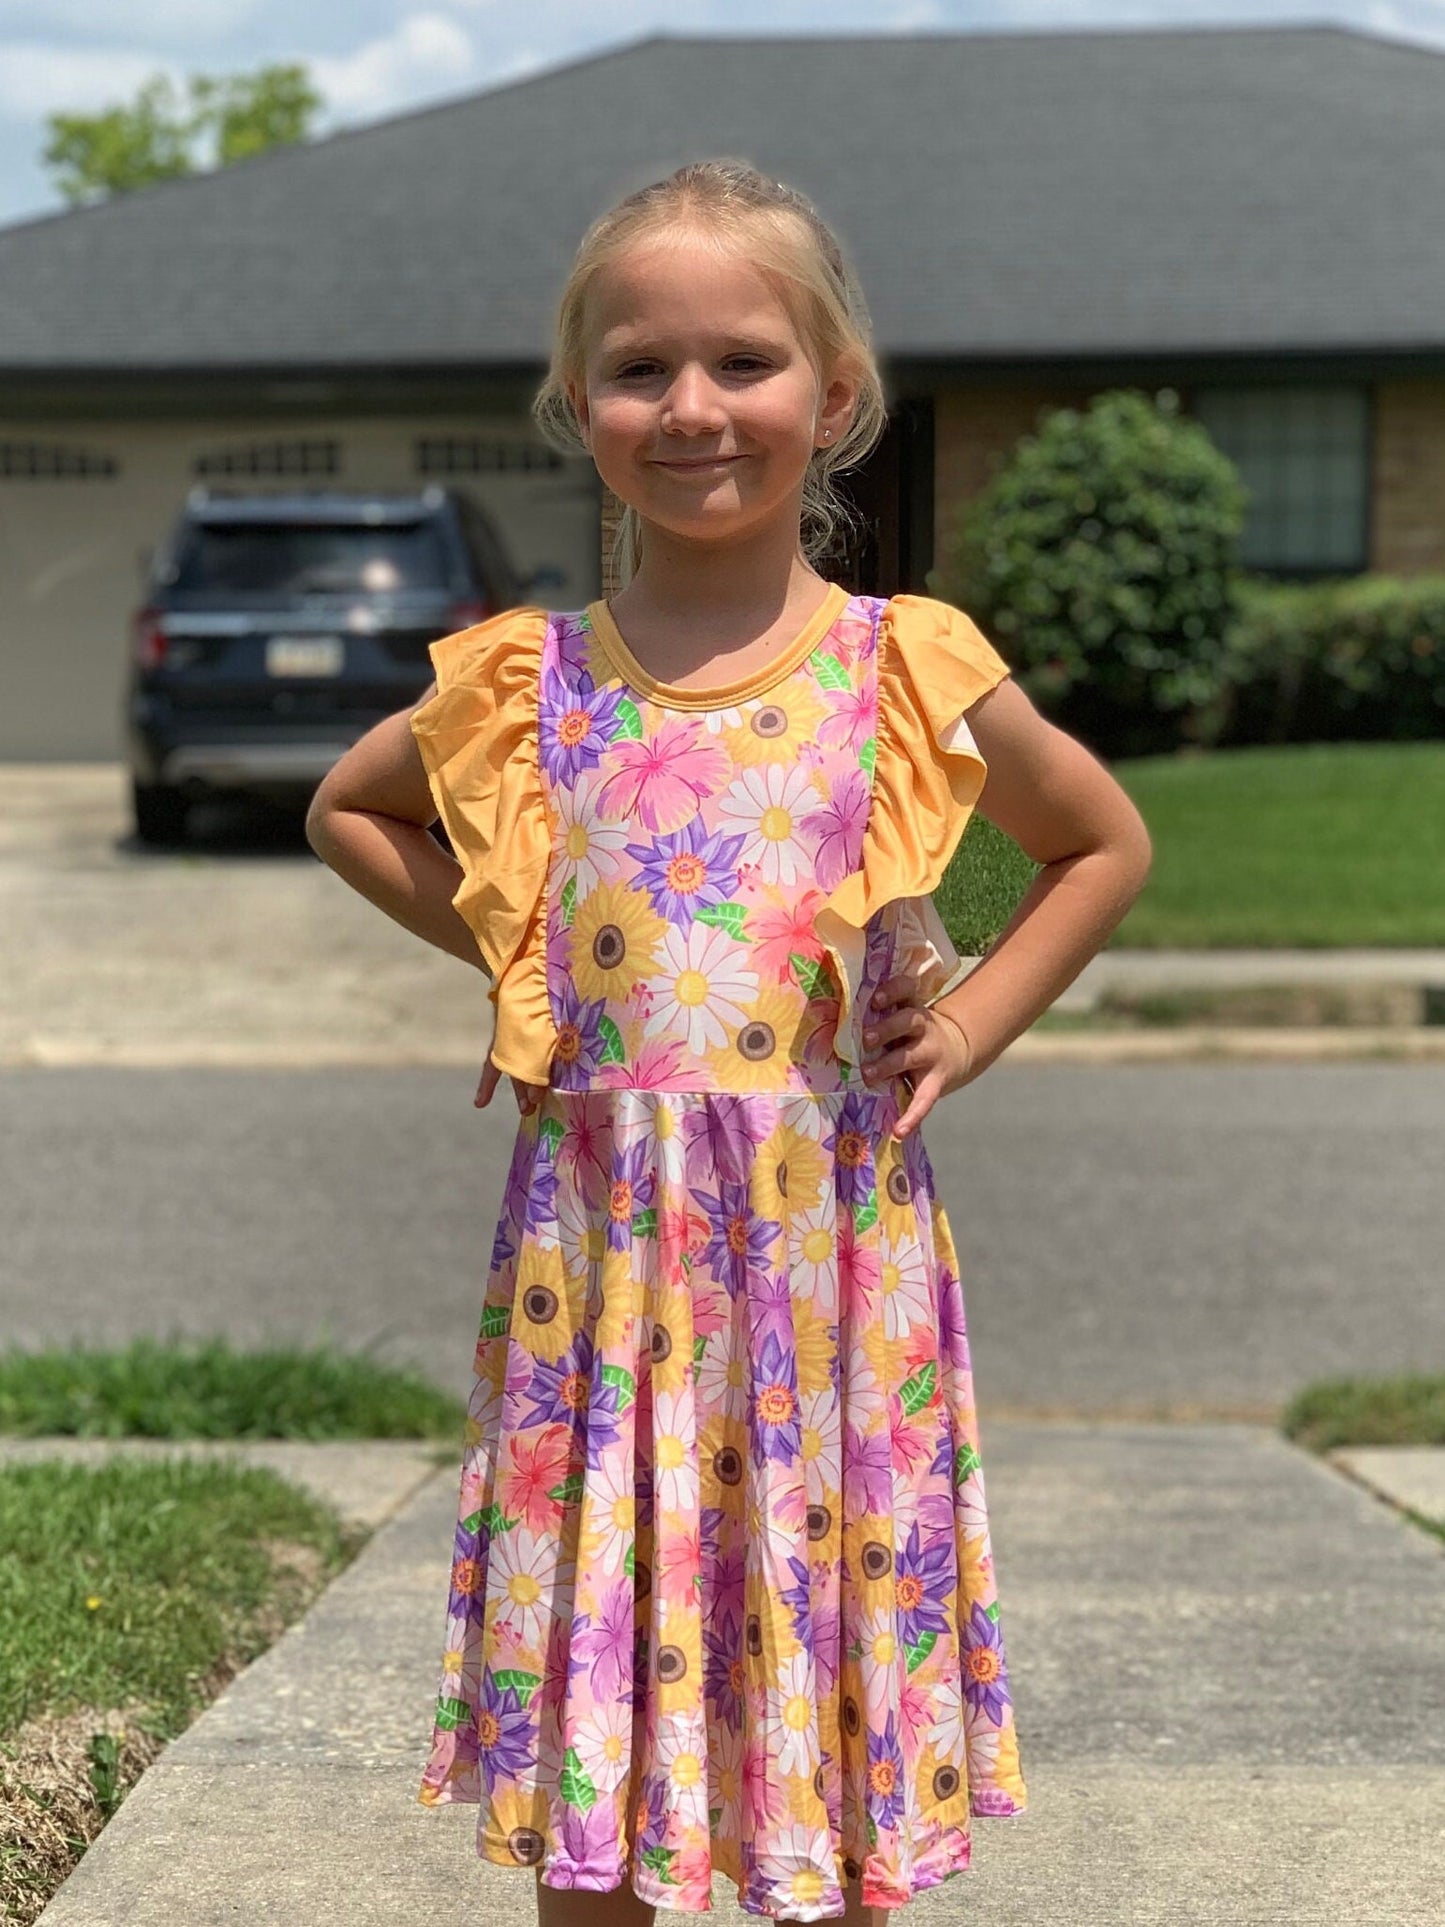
[567,232,857,549]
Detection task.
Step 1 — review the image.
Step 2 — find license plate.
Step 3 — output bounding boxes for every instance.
[266,635,344,677]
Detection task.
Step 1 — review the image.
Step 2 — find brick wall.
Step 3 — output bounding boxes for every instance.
[932,381,1091,578]
[1371,380,1445,575]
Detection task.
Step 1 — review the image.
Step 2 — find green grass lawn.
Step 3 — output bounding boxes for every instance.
[941,742,1445,951]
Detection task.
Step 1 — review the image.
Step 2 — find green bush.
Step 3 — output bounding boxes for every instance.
[1217,571,1445,746]
[927,387,1249,757]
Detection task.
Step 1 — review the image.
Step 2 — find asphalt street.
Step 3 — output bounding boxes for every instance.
[4,1059,1438,1418]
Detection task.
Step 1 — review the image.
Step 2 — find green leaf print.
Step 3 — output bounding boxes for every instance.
[479,1502,515,1537]
[539,1114,565,1153]
[613,695,644,740]
[434,1694,472,1731]
[853,1189,879,1236]
[641,1845,679,1882]
[601,1362,636,1409]
[693,1333,708,1367]
[548,1471,586,1506]
[624,1539,635,1578]
[809,647,851,693]
[709,1806,723,1830]
[859,734,877,784]
[491,1668,542,1707]
[560,874,577,926]
[906,1630,938,1674]
[696,901,749,940]
[596,1014,627,1066]
[631,1206,658,1238]
[985,1601,1001,1623]
[866,1813,879,1849]
[899,1362,937,1417]
[479,1303,510,1339]
[790,951,834,1001]
[954,1441,982,1486]
[459,1508,483,1535]
[561,1746,598,1811]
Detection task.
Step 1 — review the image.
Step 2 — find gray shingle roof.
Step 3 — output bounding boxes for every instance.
[1,23,1440,373]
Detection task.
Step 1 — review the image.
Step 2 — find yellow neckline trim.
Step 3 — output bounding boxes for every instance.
[584,581,850,710]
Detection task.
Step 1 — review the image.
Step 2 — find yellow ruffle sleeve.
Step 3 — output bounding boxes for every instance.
[408,606,555,1086]
[815,592,1013,1069]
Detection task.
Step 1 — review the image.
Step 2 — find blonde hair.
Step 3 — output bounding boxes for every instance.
[532,158,889,587]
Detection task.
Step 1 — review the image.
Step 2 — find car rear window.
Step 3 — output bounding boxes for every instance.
[167,520,453,595]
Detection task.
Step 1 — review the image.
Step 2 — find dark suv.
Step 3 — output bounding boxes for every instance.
[126,484,561,844]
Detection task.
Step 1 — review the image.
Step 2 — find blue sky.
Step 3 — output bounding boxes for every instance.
[1,0,1441,230]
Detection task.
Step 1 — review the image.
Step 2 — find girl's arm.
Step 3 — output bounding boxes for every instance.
[303,684,488,971]
[862,676,1154,1135]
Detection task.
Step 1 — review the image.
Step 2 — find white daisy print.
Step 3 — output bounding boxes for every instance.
[932,1674,967,1759]
[572,1701,633,1791]
[790,1203,837,1296]
[651,1386,700,1514]
[551,766,632,897]
[877,1234,934,1341]
[715,762,821,887]
[646,921,757,1055]
[487,1525,560,1650]
[697,1329,749,1421]
[754,1825,836,1911]
[579,1455,634,1577]
[765,1651,821,1779]
[653,1714,712,1820]
[798,1388,842,1492]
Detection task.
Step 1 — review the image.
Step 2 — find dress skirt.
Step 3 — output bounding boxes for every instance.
[418,1084,1028,1919]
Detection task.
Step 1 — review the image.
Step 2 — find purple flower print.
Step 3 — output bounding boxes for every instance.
[448,1515,489,1622]
[539,660,626,786]
[556,1796,622,1874]
[633,1768,672,1858]
[865,1709,906,1831]
[892,1519,955,1649]
[625,819,746,927]
[747,1266,796,1352]
[475,1670,537,1792]
[938,1266,972,1374]
[842,1421,892,1520]
[569,1580,634,1701]
[800,766,870,893]
[519,1332,594,1434]
[682,1093,777,1186]
[549,975,609,1089]
[605,1138,656,1252]
[582,1363,624,1466]
[522,1154,558,1241]
[811,1583,841,1696]
[779,1553,814,1650]
[704,1603,746,1728]
[829,1094,876,1207]
[697,1178,780,1301]
[749,1327,801,1466]
[962,1601,1013,1725]
[552,612,594,683]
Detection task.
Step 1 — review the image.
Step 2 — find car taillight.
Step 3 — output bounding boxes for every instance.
[131,607,166,670]
[446,599,492,630]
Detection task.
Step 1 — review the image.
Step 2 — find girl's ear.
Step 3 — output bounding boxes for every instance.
[566,377,590,443]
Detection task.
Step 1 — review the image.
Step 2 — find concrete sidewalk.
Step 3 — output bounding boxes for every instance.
[29,1423,1445,1926]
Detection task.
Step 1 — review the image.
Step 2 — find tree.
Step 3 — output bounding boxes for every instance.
[43,64,323,204]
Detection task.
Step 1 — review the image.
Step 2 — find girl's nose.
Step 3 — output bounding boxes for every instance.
[661,364,727,433]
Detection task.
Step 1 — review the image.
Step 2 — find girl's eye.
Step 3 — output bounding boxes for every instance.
[614,358,771,380]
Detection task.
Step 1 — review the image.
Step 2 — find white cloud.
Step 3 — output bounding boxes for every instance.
[0,41,184,117]
[308,12,480,120]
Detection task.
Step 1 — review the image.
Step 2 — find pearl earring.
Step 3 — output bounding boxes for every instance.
[822,429,832,442]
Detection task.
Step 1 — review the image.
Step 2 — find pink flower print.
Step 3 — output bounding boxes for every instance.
[598,1034,688,1091]
[596,714,730,833]
[818,685,875,753]
[748,885,826,986]
[498,1422,576,1532]
[800,767,870,893]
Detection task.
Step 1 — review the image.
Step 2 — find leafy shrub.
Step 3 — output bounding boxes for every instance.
[1217,571,1445,745]
[927,388,1249,757]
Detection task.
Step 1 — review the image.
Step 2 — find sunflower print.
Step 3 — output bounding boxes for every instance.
[419,596,1027,1921]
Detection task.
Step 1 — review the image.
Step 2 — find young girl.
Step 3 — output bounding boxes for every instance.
[307,161,1151,1926]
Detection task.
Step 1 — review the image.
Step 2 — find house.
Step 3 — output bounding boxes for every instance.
[2,21,1441,758]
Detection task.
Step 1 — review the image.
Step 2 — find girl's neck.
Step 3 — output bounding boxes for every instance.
[610,507,832,643]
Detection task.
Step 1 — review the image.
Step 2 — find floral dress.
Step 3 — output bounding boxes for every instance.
[408,583,1028,1921]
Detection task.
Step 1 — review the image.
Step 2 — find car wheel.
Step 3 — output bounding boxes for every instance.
[132,777,190,846]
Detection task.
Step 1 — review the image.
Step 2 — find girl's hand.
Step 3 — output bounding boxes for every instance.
[473,1053,547,1118]
[860,974,975,1142]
